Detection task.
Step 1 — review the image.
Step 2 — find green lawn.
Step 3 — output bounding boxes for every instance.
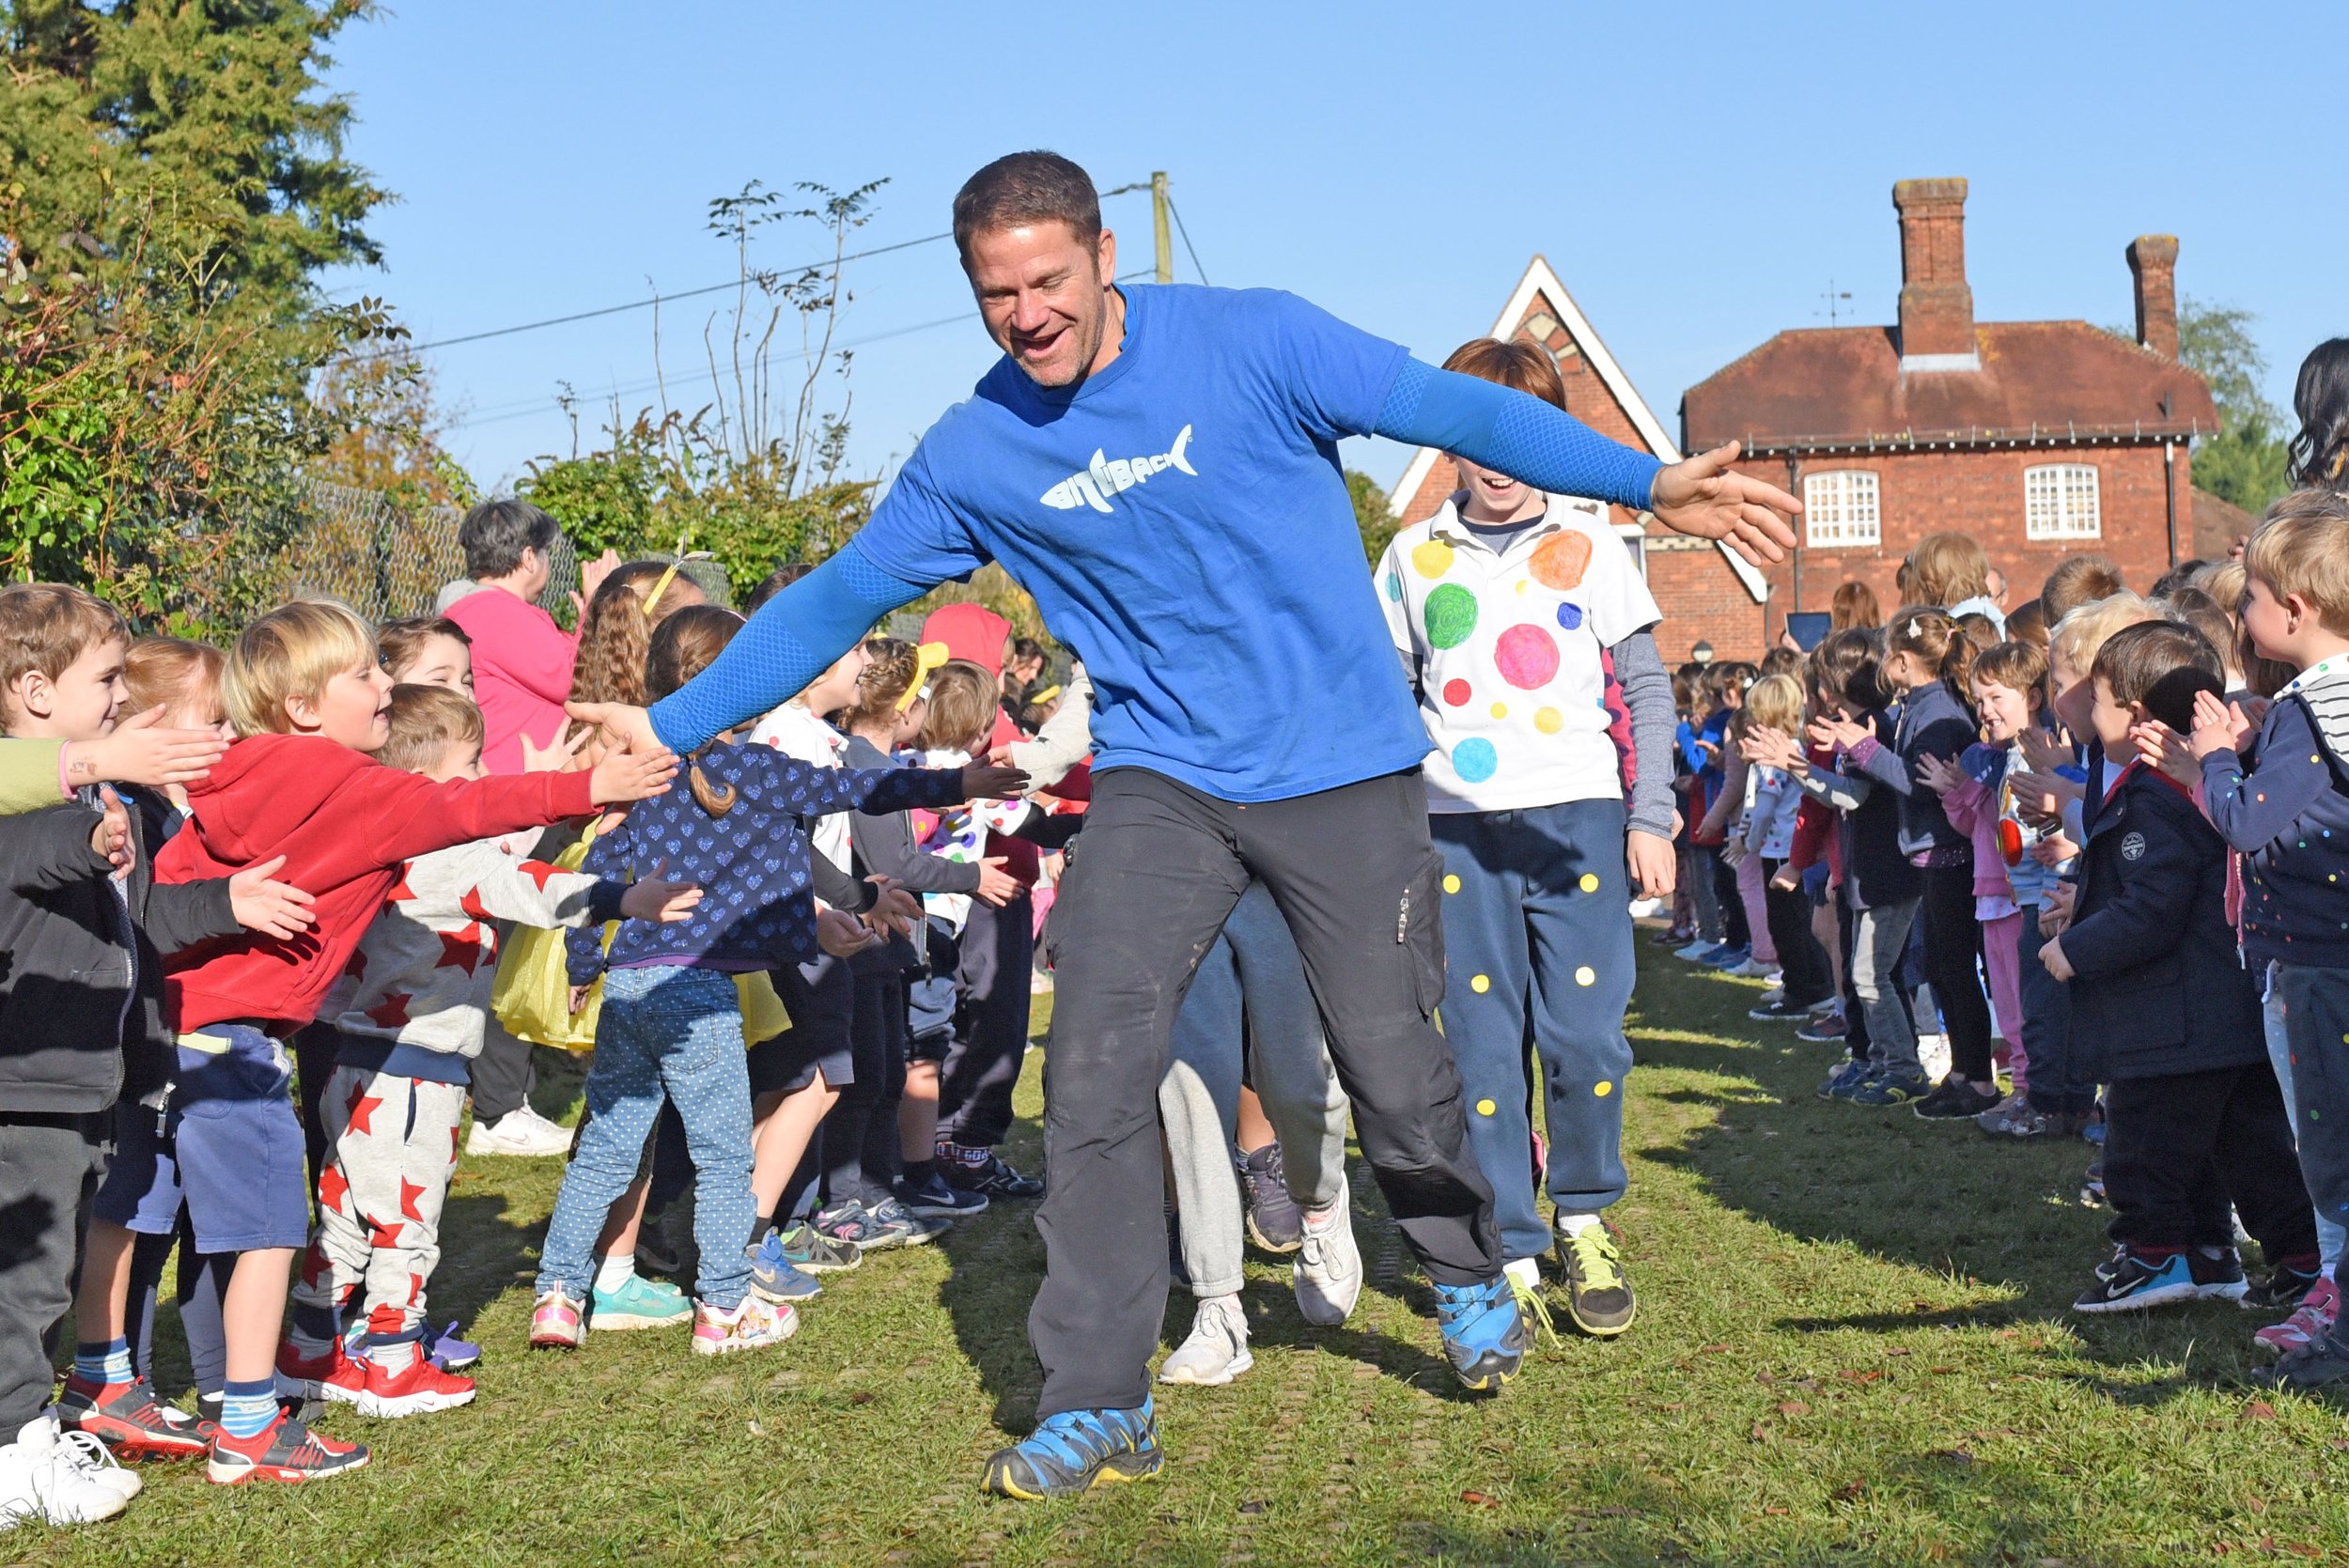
[24,942,2349,1566]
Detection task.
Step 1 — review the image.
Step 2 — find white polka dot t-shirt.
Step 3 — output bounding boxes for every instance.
[1379,495,1661,815]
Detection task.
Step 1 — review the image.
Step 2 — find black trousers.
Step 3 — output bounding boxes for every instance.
[0,1111,108,1427]
[1761,858,1833,1007]
[1033,767,1498,1418]
[1710,850,1750,950]
[2104,1062,2318,1257]
[469,1012,538,1125]
[1919,863,1993,1081]
[938,893,1034,1150]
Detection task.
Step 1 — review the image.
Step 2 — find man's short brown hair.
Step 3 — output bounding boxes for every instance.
[377,683,484,775]
[0,582,129,705]
[2092,619,2222,733]
[953,152,1100,265]
[1439,338,1566,411]
[2244,488,2349,636]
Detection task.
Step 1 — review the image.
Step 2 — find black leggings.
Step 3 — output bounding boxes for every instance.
[1761,859,1833,1006]
[1919,862,1993,1081]
[819,970,907,1208]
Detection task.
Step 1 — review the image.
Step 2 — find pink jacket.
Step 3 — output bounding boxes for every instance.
[444,588,578,775]
[1937,773,2014,901]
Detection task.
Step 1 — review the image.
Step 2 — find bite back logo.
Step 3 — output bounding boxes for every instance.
[1041,424,1196,513]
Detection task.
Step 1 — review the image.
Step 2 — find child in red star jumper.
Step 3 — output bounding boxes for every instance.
[279,685,700,1419]
[107,600,677,1486]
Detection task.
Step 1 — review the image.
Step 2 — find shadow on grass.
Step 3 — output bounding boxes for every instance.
[1626,939,2287,1404]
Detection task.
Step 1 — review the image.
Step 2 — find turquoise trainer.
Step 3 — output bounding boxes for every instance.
[591,1272,692,1331]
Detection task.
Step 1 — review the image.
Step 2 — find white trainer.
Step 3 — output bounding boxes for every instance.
[1292,1176,1364,1327]
[466,1105,571,1157]
[0,1412,137,1530]
[1159,1295,1253,1386]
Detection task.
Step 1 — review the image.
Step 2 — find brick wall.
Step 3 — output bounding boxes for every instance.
[1735,441,2192,632]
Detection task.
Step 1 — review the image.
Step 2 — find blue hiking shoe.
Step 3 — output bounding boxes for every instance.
[980,1401,1163,1499]
[1816,1060,1870,1100]
[1701,945,1750,970]
[1847,1068,1929,1107]
[1433,1277,1528,1390]
[2073,1247,2200,1312]
[747,1230,823,1303]
[428,1320,481,1372]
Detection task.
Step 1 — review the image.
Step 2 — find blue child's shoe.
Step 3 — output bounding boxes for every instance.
[746,1230,823,1303]
[428,1320,481,1372]
[1433,1277,1528,1390]
[981,1400,1163,1499]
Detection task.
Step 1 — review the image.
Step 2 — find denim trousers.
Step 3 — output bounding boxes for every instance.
[535,966,756,1309]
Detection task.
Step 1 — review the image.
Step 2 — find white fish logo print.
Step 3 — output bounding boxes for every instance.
[1040,424,1197,513]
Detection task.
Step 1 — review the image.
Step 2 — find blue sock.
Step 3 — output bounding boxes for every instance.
[218,1378,278,1440]
[72,1339,133,1386]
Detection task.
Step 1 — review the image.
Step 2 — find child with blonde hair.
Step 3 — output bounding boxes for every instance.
[1738,674,1835,1020]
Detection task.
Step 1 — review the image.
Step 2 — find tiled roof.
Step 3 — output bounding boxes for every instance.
[1683,320,2219,455]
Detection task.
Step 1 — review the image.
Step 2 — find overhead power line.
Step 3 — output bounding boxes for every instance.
[444,267,1159,436]
[1165,195,1209,286]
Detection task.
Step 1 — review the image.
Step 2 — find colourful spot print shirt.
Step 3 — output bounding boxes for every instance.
[1379,496,1661,813]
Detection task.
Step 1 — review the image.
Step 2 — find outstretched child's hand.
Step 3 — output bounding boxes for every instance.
[2189,689,2254,761]
[2010,769,2080,827]
[817,906,878,957]
[2017,726,2074,774]
[2129,719,2198,786]
[588,738,680,804]
[521,723,589,775]
[974,854,1019,908]
[861,878,923,939]
[959,762,1029,801]
[70,706,228,791]
[620,877,702,924]
[90,785,132,875]
[1913,752,1962,795]
[1806,708,1872,753]
[228,854,318,939]
[1626,830,1675,900]
[1738,723,1805,772]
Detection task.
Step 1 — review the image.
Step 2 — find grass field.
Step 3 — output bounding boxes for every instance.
[22,940,2349,1567]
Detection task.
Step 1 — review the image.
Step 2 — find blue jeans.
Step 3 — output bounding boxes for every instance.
[535,966,755,1309]
[1432,800,1635,1265]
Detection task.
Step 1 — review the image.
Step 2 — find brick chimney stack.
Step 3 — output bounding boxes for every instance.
[1892,178,1977,368]
[2128,234,2180,360]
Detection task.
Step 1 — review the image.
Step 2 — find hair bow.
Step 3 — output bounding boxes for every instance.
[898,642,950,711]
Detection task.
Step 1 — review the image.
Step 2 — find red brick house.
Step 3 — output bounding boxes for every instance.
[1388,256,1770,663]
[1681,178,2220,646]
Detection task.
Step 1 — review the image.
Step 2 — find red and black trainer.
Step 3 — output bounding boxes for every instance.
[55,1375,210,1461]
[206,1414,370,1485]
[274,1339,367,1407]
[355,1355,476,1419]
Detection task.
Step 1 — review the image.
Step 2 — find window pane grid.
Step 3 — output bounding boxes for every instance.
[2025,463,2100,540]
[1802,470,1880,549]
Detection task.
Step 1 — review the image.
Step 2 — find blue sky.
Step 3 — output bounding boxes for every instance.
[320,1,2339,499]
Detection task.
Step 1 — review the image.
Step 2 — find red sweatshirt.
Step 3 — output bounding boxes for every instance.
[154,733,597,1032]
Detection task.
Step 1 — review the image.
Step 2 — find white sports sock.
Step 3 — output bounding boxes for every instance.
[1556,1213,1603,1236]
[595,1253,636,1295]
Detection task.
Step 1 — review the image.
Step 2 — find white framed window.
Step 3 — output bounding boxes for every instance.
[1802,470,1880,549]
[1614,520,1647,579]
[2025,463,2101,540]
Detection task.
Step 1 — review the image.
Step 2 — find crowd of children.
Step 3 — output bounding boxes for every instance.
[6,330,2349,1525]
[1653,341,2349,1383]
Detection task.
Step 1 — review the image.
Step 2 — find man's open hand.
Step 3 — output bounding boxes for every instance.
[1650,441,1800,566]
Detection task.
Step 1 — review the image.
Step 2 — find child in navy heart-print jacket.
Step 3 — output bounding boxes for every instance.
[533,607,992,1357]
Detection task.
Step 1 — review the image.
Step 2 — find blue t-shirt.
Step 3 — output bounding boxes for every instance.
[856,283,1429,803]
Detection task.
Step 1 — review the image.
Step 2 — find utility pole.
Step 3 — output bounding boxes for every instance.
[1151,171,1173,283]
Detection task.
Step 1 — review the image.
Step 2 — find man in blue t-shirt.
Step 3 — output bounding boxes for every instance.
[570,151,1800,1498]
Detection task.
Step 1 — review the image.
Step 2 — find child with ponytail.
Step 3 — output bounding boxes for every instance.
[1826,608,1998,1117]
[531,608,1022,1355]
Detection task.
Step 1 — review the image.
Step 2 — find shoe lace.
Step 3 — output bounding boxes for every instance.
[1561,1227,1625,1294]
[1507,1273,1561,1350]
[1024,1407,1137,1470]
[55,1427,125,1479]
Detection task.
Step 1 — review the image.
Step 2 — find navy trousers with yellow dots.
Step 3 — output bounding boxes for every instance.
[1431,799,1636,1265]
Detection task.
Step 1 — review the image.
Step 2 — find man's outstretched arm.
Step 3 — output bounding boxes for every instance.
[575,540,931,755]
[1372,359,1800,565]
